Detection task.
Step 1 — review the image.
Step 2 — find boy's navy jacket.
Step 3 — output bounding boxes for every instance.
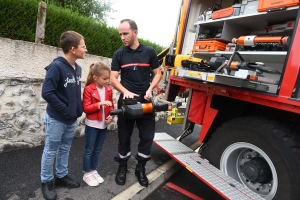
[42,56,83,124]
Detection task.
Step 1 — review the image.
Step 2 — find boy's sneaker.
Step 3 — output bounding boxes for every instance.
[83,172,99,187]
[41,180,57,200]
[92,170,104,184]
[55,174,80,188]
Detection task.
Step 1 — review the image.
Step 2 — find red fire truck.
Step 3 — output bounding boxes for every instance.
[153,0,300,199]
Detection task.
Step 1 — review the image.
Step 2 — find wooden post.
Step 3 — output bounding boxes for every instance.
[35,1,47,44]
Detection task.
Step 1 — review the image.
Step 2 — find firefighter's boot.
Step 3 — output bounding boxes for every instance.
[115,163,127,185]
[135,163,148,187]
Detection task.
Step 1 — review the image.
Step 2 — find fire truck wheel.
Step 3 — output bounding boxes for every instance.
[201,117,300,200]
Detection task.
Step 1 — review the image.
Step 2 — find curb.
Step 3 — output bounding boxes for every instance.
[111,142,200,200]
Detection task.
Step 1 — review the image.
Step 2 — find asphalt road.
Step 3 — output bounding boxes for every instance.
[0,119,201,200]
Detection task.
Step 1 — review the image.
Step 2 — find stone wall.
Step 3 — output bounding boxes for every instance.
[0,37,175,153]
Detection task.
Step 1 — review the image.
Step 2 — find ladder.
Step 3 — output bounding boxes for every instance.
[153,132,265,200]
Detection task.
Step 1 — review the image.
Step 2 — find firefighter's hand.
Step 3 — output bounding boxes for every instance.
[123,91,139,99]
[105,115,113,124]
[144,90,152,101]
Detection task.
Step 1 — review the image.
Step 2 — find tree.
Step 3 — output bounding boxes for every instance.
[42,0,115,22]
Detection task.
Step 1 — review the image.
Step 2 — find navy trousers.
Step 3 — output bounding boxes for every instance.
[115,94,155,164]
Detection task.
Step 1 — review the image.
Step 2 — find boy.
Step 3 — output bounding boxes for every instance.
[40,31,87,200]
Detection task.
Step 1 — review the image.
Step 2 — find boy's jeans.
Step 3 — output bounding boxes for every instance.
[82,125,107,172]
[40,112,76,183]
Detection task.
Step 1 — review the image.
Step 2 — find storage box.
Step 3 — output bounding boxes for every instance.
[240,0,259,15]
[192,40,227,52]
[212,4,242,20]
[212,7,234,19]
[257,0,300,12]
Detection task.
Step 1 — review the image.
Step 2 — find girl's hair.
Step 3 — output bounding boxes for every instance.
[85,62,111,87]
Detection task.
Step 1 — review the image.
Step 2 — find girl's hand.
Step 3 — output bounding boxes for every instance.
[99,101,112,107]
[105,115,113,124]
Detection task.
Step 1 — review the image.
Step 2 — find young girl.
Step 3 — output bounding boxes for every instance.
[82,62,114,187]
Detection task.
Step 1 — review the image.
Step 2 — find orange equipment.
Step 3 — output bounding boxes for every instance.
[109,98,175,119]
[232,35,290,46]
[192,40,227,52]
[257,0,300,12]
[212,7,234,19]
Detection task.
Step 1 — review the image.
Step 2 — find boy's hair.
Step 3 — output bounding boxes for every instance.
[60,31,84,54]
[85,62,111,87]
[120,19,138,31]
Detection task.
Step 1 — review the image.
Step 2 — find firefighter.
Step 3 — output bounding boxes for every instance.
[110,19,162,187]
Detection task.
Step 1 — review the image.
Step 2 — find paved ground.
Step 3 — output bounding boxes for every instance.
[0,119,200,200]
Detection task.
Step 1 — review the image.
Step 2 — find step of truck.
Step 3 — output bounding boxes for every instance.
[153,132,265,200]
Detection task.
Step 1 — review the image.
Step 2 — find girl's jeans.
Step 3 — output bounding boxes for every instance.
[82,125,107,172]
[40,112,76,183]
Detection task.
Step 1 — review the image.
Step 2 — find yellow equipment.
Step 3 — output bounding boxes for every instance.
[167,107,184,125]
[163,54,205,68]
[162,54,207,81]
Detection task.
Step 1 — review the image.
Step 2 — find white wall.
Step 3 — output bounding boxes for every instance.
[0,37,109,79]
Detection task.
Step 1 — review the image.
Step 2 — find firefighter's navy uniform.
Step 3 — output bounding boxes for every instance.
[111,43,160,164]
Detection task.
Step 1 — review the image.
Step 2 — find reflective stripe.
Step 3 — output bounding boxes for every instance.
[119,152,131,158]
[120,63,150,68]
[138,152,150,158]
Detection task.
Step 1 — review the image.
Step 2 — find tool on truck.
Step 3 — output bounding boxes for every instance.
[109,97,182,119]
[149,0,300,199]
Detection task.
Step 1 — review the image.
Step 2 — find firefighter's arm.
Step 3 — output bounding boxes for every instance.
[145,67,162,99]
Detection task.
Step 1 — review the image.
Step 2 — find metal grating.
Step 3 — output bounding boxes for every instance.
[153,132,265,200]
[155,140,194,154]
[153,132,175,141]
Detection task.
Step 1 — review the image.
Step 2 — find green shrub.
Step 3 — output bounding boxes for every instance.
[0,0,163,57]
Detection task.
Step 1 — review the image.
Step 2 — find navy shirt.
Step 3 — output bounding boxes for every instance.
[111,43,159,94]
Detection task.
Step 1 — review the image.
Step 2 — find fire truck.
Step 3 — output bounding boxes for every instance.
[153,0,300,199]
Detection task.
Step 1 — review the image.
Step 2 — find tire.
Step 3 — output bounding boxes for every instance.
[201,117,300,200]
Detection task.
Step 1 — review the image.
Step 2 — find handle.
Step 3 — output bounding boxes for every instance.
[198,45,207,49]
[110,109,123,115]
[266,6,286,13]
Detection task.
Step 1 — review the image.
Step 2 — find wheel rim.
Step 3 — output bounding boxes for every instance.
[220,142,278,200]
